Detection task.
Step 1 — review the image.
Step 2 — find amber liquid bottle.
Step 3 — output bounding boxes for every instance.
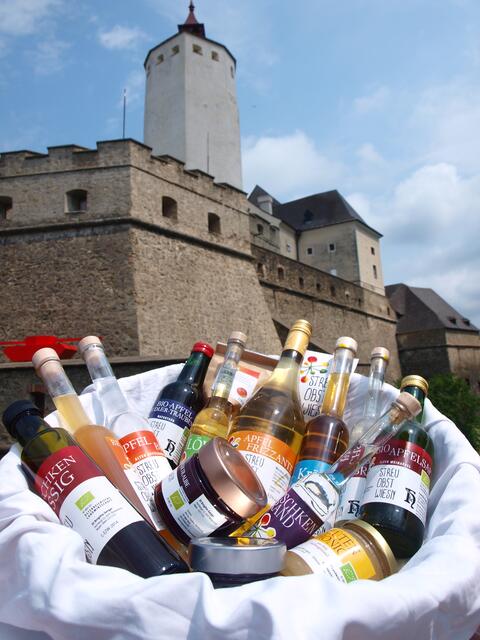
[359,375,434,558]
[291,337,357,484]
[3,400,187,577]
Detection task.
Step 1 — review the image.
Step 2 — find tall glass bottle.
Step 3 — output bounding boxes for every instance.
[182,331,247,460]
[228,319,312,505]
[359,375,434,557]
[3,400,188,577]
[335,347,390,522]
[291,337,357,484]
[32,347,148,517]
[78,336,172,530]
[148,342,213,466]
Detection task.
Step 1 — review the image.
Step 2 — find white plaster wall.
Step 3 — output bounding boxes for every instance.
[354,224,384,294]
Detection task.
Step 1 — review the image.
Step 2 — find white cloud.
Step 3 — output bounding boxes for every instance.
[356,143,384,165]
[242,130,343,200]
[98,25,147,51]
[0,0,61,36]
[32,38,68,75]
[353,86,389,113]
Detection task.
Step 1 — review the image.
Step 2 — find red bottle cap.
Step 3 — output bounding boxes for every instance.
[192,342,214,358]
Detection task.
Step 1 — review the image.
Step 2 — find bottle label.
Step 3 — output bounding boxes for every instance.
[360,438,432,524]
[247,472,338,549]
[182,433,213,461]
[229,368,261,407]
[290,529,376,582]
[149,399,195,465]
[118,430,171,530]
[160,461,228,540]
[228,430,297,504]
[335,463,369,522]
[290,459,331,485]
[34,445,142,564]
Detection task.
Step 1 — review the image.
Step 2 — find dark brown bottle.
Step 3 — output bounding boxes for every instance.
[359,376,434,558]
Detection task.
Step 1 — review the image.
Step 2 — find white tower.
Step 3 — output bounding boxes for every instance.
[144,3,243,190]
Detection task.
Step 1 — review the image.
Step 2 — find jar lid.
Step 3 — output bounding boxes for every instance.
[189,537,286,576]
[400,375,429,396]
[192,342,214,358]
[77,336,103,355]
[198,438,267,518]
[335,336,358,354]
[343,520,397,576]
[371,347,390,362]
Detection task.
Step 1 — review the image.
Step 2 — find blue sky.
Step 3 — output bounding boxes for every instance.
[1,0,480,326]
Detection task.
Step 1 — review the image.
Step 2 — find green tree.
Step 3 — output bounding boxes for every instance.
[427,373,480,451]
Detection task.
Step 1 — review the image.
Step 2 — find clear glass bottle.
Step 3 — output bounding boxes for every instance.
[335,347,390,522]
[182,331,247,460]
[78,336,172,531]
[291,337,357,484]
[228,319,312,506]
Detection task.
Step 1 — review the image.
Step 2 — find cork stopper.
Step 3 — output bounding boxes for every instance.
[284,319,312,355]
[335,336,358,354]
[393,391,422,419]
[77,336,103,355]
[400,375,429,396]
[32,347,60,371]
[227,331,247,346]
[371,347,390,362]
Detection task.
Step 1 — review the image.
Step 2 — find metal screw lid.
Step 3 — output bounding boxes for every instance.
[371,347,390,362]
[335,336,358,354]
[393,391,422,419]
[400,375,429,396]
[77,336,103,355]
[342,520,398,577]
[188,537,286,576]
[284,319,312,355]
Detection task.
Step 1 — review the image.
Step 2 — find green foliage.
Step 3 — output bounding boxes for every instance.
[427,373,480,451]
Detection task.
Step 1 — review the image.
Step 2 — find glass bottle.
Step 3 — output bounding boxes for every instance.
[227,319,312,505]
[32,347,148,518]
[359,375,434,558]
[148,342,214,466]
[182,331,247,460]
[291,337,358,484]
[2,400,188,578]
[335,347,390,522]
[244,392,421,550]
[78,336,172,531]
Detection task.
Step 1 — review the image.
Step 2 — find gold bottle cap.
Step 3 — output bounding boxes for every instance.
[32,347,61,371]
[371,347,390,362]
[77,336,103,356]
[227,331,248,346]
[335,336,358,354]
[400,375,429,396]
[393,391,422,419]
[284,319,312,355]
[198,438,267,518]
[343,519,398,576]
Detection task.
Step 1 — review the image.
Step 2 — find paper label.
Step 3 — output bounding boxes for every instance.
[290,528,376,581]
[228,430,297,504]
[149,399,194,464]
[229,367,260,407]
[34,446,142,563]
[290,459,331,484]
[335,463,369,522]
[182,433,212,460]
[360,439,432,525]
[160,461,228,540]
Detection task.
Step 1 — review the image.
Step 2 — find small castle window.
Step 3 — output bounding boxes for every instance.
[373,265,378,279]
[208,212,221,234]
[330,285,336,297]
[230,66,234,78]
[371,246,375,255]
[299,277,304,289]
[65,189,87,213]
[257,223,263,234]
[387,307,390,316]
[278,266,285,281]
[156,54,164,64]
[304,210,314,223]
[448,316,457,325]
[171,45,180,56]
[307,247,313,255]
[329,243,336,253]
[316,282,321,293]
[162,196,177,220]
[0,196,13,220]
[286,243,292,253]
[193,44,202,55]
[463,318,471,326]
[257,263,266,278]
[345,291,350,299]
[211,51,219,61]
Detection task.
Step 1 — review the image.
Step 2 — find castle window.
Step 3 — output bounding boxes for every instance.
[448,316,457,325]
[208,212,221,234]
[286,243,292,253]
[373,265,378,279]
[270,225,276,239]
[463,318,471,326]
[65,189,87,213]
[316,282,321,293]
[299,277,304,289]
[0,196,13,220]
[330,285,336,297]
[371,246,375,255]
[257,263,266,278]
[230,66,234,78]
[257,223,263,234]
[171,45,180,56]
[345,291,350,299]
[307,247,313,255]
[193,44,203,55]
[304,210,314,223]
[156,54,164,64]
[211,51,219,61]
[329,243,336,253]
[387,307,390,316]
[278,266,285,281]
[162,196,177,220]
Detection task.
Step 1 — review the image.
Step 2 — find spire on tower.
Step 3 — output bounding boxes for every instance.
[178,2,206,38]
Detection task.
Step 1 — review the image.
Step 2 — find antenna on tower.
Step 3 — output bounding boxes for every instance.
[122,89,127,139]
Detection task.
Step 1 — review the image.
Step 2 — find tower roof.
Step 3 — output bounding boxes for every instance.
[178,2,206,38]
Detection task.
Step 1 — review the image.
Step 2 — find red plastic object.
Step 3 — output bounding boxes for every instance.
[0,335,82,362]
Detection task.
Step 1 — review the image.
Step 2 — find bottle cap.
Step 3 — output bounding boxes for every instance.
[2,400,42,438]
[400,375,429,396]
[32,347,60,371]
[77,336,103,355]
[335,336,358,354]
[371,347,390,362]
[192,342,214,358]
[189,537,286,576]
[343,520,397,577]
[284,319,312,355]
[227,331,247,346]
[198,438,267,518]
[393,391,422,419]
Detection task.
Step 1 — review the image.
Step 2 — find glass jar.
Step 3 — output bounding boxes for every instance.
[154,437,267,545]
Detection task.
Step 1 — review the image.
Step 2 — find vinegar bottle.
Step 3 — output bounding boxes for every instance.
[228,319,312,505]
[2,400,188,577]
[32,347,148,518]
[182,331,247,459]
[291,337,357,484]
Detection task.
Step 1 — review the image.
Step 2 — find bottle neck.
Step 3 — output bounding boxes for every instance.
[211,341,244,400]
[321,347,355,418]
[9,412,50,447]
[268,349,303,387]
[81,344,130,419]
[178,351,211,386]
[401,385,426,424]
[362,356,388,421]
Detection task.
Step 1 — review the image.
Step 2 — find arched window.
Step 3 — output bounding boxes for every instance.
[277,266,285,281]
[256,263,266,278]
[208,212,221,234]
[65,189,87,213]
[0,196,12,220]
[162,196,178,220]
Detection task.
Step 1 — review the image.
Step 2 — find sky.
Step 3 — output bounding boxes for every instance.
[1,0,480,326]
